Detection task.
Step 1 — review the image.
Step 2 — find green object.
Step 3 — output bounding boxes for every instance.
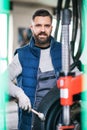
[81,0,87,129]
[0,0,9,130]
[0,72,8,130]
[0,0,9,13]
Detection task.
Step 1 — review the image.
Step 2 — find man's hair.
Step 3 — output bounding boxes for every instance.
[32,9,52,22]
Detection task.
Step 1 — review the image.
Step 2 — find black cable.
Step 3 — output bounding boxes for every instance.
[65,0,70,9]
[70,0,83,71]
[54,0,63,40]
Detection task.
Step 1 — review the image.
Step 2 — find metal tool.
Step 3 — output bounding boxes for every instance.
[31,108,45,121]
[14,99,45,121]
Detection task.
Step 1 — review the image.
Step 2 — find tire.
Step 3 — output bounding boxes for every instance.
[32,86,81,130]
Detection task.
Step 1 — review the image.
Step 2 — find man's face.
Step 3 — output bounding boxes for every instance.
[30,16,52,46]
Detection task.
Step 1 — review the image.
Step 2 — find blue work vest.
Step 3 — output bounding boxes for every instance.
[16,36,62,130]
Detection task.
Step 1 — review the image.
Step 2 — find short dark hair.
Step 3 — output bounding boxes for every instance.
[32,9,52,22]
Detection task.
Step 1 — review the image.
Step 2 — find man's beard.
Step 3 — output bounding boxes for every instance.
[34,32,50,45]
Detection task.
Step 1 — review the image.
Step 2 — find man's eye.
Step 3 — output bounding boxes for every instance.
[45,25,51,28]
[35,24,41,27]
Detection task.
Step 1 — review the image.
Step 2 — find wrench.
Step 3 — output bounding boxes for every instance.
[31,108,45,121]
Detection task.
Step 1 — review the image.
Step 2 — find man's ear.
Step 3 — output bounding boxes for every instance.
[29,25,32,30]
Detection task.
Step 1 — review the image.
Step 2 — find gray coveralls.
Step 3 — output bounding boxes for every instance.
[32,69,57,128]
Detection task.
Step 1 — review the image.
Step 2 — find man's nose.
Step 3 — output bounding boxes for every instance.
[41,26,45,31]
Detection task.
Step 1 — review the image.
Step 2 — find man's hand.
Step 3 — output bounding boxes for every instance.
[17,92,31,111]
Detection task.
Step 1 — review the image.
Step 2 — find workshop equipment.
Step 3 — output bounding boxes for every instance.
[57,8,87,130]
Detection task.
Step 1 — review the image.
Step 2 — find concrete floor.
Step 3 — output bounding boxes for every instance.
[6,101,18,130]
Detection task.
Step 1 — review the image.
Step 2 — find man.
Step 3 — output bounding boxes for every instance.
[8,9,61,130]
